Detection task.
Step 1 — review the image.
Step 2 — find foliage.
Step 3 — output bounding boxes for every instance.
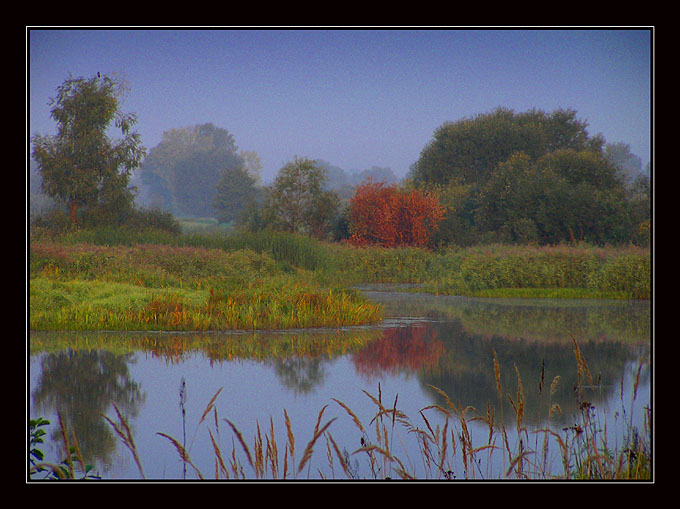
[411,107,602,187]
[476,150,630,245]
[31,73,146,226]
[409,107,649,246]
[29,416,100,480]
[212,165,262,224]
[262,157,341,239]
[347,179,445,248]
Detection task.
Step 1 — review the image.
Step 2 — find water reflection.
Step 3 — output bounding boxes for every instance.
[29,291,650,479]
[31,349,144,473]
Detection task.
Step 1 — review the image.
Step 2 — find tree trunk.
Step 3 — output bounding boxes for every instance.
[70,201,77,226]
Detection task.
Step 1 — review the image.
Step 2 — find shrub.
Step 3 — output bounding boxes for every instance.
[348,179,445,248]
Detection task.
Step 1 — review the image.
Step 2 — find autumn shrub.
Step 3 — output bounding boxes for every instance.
[347,180,445,248]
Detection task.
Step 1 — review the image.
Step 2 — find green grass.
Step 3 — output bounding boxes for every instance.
[29,237,382,331]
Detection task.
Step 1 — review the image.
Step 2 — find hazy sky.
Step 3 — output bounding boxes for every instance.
[28,27,652,182]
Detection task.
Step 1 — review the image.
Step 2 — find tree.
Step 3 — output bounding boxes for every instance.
[267,157,339,237]
[136,123,243,216]
[31,74,146,226]
[212,165,261,224]
[348,179,445,248]
[477,149,629,244]
[406,106,648,246]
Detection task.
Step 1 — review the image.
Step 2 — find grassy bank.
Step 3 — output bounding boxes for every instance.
[29,227,650,331]
[29,238,381,331]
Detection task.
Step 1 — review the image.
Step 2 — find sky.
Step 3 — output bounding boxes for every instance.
[27,27,653,182]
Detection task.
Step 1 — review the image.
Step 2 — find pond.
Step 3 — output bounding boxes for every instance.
[28,287,651,481]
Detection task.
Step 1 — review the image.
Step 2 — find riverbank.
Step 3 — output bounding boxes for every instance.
[29,227,650,331]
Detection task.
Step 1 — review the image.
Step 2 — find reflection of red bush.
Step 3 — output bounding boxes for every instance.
[351,325,445,379]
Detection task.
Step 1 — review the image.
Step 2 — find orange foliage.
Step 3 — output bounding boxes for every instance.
[348,179,445,247]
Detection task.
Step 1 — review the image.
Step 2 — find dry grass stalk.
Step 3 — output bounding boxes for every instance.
[297,416,336,475]
[456,403,475,477]
[208,429,229,479]
[283,443,289,479]
[68,425,93,479]
[255,421,264,477]
[571,335,594,392]
[438,417,449,477]
[493,349,503,402]
[506,449,534,479]
[513,364,525,432]
[224,419,254,472]
[313,405,329,437]
[284,409,295,465]
[157,432,204,479]
[327,432,352,479]
[56,412,74,478]
[230,443,240,479]
[363,389,388,425]
[332,398,366,435]
[267,416,279,479]
[102,404,145,479]
[198,387,223,426]
[428,384,457,415]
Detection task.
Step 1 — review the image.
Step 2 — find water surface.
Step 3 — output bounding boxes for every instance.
[29,289,651,480]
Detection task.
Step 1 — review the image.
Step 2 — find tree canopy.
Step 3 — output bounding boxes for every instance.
[212,165,261,225]
[411,107,603,187]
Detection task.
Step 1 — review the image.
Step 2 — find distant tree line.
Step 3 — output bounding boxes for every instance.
[30,75,650,247]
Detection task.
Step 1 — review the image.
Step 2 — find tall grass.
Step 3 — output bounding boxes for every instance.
[31,227,651,300]
[422,244,650,299]
[30,280,382,331]
[29,238,382,331]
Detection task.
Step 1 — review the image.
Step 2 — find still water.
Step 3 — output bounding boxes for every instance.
[29,287,651,481]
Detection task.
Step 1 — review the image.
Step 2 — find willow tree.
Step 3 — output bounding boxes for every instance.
[31,73,146,226]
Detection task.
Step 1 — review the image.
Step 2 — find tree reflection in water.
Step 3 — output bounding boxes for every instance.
[31,349,144,474]
[272,356,327,395]
[352,324,445,379]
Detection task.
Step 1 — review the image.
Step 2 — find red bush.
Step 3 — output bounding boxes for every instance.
[348,179,445,247]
